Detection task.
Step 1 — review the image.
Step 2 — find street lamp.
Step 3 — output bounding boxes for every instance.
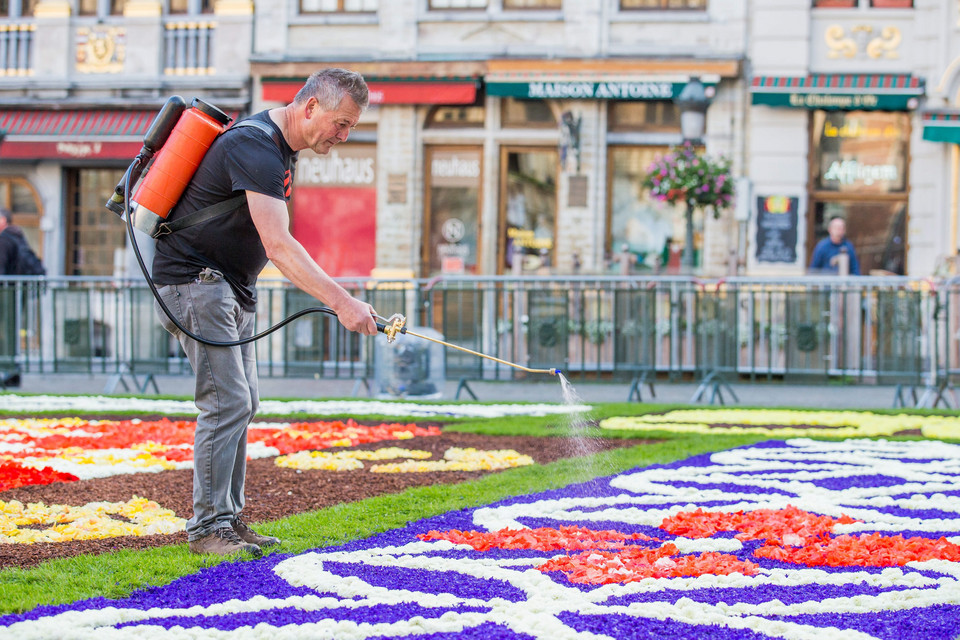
[675,76,709,144]
[673,77,711,268]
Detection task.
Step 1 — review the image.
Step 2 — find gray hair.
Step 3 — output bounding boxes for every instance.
[0,208,11,224]
[294,68,369,112]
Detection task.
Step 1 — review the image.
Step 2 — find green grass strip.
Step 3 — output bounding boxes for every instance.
[0,432,762,615]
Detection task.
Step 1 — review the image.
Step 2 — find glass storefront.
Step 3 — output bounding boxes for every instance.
[809,110,910,275]
[65,168,127,277]
[292,144,377,277]
[607,145,694,273]
[424,146,482,275]
[499,147,558,275]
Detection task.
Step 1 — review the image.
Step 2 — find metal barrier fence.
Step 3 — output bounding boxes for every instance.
[0,275,956,400]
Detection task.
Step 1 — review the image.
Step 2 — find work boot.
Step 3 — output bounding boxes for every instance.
[188,526,262,557]
[233,513,280,548]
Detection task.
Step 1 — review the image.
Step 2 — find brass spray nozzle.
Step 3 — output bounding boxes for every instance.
[377,313,407,343]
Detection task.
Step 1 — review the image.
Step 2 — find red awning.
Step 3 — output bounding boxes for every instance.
[0,109,158,160]
[262,80,478,105]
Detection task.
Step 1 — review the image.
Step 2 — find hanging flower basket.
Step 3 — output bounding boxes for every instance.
[642,141,734,219]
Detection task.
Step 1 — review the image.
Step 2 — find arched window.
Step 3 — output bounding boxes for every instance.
[0,177,43,256]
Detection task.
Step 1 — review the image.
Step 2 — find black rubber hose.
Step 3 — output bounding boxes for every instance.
[121,158,384,347]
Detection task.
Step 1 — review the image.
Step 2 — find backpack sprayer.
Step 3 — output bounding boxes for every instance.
[107,96,559,376]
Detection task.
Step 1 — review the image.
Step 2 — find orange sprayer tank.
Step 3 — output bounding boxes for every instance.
[132,98,232,237]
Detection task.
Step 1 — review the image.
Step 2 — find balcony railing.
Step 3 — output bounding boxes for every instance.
[163,20,214,76]
[0,22,34,77]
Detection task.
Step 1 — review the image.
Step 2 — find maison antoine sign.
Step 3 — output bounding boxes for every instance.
[486,81,688,100]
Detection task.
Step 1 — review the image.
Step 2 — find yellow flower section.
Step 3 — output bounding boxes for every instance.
[0,496,185,544]
[275,447,432,471]
[599,409,960,439]
[371,447,535,473]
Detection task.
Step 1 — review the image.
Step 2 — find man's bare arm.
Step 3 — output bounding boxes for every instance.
[246,190,377,335]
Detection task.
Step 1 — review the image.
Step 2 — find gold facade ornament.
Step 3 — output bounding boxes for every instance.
[825,24,902,60]
[76,26,125,74]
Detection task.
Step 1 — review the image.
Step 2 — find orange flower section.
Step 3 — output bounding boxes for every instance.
[418,526,658,552]
[250,420,440,455]
[540,546,760,584]
[661,505,859,542]
[757,533,960,567]
[0,461,78,491]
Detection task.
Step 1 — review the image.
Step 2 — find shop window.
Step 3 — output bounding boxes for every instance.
[608,101,680,133]
[425,105,485,128]
[499,147,557,274]
[65,168,127,277]
[4,0,39,16]
[808,111,910,275]
[291,144,377,277]
[606,146,694,273]
[812,0,912,7]
[77,0,125,15]
[168,0,211,14]
[503,0,561,7]
[0,177,42,258]
[300,0,377,13]
[429,0,486,8]
[501,98,556,128]
[424,146,483,276]
[620,0,707,9]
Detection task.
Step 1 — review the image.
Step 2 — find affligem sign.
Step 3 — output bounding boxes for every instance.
[292,144,377,277]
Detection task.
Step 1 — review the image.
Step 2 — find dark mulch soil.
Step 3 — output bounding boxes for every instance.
[0,422,653,570]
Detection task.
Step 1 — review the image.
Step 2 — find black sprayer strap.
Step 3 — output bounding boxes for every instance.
[152,119,283,237]
[154,194,246,237]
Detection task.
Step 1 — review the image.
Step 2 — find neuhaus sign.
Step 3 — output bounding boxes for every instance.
[487,80,689,100]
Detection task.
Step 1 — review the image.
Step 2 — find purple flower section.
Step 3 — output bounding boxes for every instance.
[665,481,796,496]
[0,555,316,625]
[605,581,921,608]
[812,475,907,490]
[367,621,536,640]
[114,602,489,632]
[557,611,772,640]
[772,605,960,640]
[321,561,527,602]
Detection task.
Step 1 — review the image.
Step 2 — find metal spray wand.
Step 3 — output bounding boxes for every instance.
[376,314,561,377]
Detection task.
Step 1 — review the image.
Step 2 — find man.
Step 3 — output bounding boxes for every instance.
[809,216,860,276]
[0,208,44,276]
[151,69,378,557]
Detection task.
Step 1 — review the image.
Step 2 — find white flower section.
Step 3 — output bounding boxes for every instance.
[0,394,589,419]
[18,451,192,480]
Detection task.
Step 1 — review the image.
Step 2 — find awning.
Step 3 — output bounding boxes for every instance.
[484,58,735,101]
[261,78,479,105]
[0,107,241,160]
[0,109,154,160]
[922,109,960,144]
[750,74,924,111]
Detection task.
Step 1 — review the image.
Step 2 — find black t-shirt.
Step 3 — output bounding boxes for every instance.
[152,110,297,310]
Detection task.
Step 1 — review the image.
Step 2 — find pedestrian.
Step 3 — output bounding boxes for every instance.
[809,215,860,276]
[0,208,45,276]
[151,68,378,557]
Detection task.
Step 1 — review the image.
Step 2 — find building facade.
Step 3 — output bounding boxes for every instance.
[0,0,254,277]
[1,0,958,280]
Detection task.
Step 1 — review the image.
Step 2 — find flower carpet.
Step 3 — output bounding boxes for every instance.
[4,437,960,639]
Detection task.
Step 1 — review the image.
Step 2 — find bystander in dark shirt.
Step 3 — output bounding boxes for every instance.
[810,238,860,275]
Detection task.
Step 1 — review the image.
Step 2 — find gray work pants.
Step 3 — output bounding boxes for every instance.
[155,269,259,541]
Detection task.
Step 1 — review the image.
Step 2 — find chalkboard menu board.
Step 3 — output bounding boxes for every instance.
[755,195,799,264]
